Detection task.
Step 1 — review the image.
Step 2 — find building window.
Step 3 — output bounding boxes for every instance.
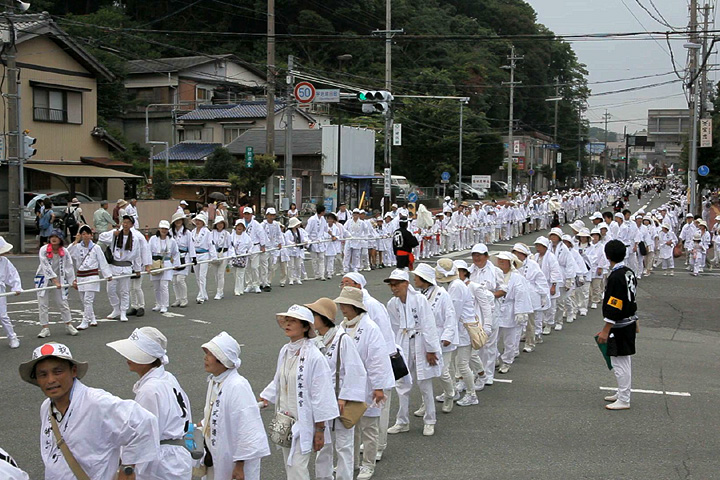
[196,87,212,105]
[179,127,213,142]
[223,127,245,144]
[33,87,83,124]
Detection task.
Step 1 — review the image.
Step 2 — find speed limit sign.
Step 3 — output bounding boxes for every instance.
[294,82,316,104]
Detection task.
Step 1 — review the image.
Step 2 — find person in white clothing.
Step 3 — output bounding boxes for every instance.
[0,236,22,348]
[511,243,549,353]
[68,225,112,329]
[260,305,339,480]
[658,223,677,275]
[170,212,195,308]
[492,252,534,374]
[385,269,443,437]
[230,220,252,295]
[127,230,151,318]
[305,298,367,480]
[125,198,140,228]
[148,221,180,313]
[324,213,342,279]
[175,200,188,216]
[107,327,193,479]
[191,213,217,304]
[35,229,78,338]
[99,216,148,323]
[201,331,271,480]
[261,208,286,289]
[20,342,159,480]
[411,263,458,415]
[241,207,269,294]
[209,216,231,300]
[586,228,609,309]
[334,287,395,480]
[344,209,366,273]
[285,217,309,285]
[548,227,577,330]
[0,447,29,480]
[306,205,329,280]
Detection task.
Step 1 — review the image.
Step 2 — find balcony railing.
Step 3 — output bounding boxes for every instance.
[34,107,67,123]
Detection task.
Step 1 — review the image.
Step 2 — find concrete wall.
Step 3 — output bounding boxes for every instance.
[84,199,180,233]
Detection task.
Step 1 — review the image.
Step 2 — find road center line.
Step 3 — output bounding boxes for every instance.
[599,386,691,397]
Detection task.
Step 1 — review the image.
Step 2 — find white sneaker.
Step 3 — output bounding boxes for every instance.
[119,316,128,322]
[375,450,384,462]
[90,320,98,327]
[357,466,375,480]
[579,309,588,317]
[9,336,20,348]
[566,317,574,323]
[297,280,303,285]
[605,400,630,410]
[77,321,89,331]
[37,327,51,338]
[498,364,510,374]
[523,346,534,353]
[454,380,467,394]
[456,394,478,407]
[160,307,167,314]
[387,423,409,434]
[423,424,435,436]
[214,294,223,300]
[604,393,618,402]
[474,380,485,392]
[590,303,598,309]
[542,325,552,335]
[151,306,161,312]
[66,324,79,336]
[254,286,261,293]
[554,324,563,331]
[171,300,181,307]
[106,311,120,320]
[414,405,426,417]
[442,397,454,413]
[535,335,544,344]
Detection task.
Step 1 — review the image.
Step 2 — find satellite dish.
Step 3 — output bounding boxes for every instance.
[16,1,31,12]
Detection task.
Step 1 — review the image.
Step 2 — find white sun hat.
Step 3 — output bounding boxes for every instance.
[107,327,169,365]
[201,331,242,369]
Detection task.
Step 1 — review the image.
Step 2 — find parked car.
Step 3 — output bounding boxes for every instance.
[371,175,413,202]
[490,181,508,195]
[448,182,487,200]
[24,192,94,230]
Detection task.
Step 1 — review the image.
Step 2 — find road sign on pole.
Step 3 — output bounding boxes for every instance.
[471,175,491,189]
[441,171,450,183]
[393,123,402,146]
[700,119,713,148]
[245,146,254,168]
[384,168,392,196]
[528,168,535,176]
[294,82,316,104]
[698,165,710,176]
[407,192,418,202]
[315,89,340,103]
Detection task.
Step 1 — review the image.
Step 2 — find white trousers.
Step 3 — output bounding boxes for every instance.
[660,257,674,270]
[245,252,261,288]
[152,278,170,308]
[107,275,131,318]
[288,256,303,283]
[272,256,287,285]
[316,420,354,480]
[395,339,437,426]
[310,251,324,279]
[258,251,270,286]
[438,350,456,398]
[194,262,209,301]
[324,255,336,278]
[498,325,522,365]
[282,447,311,480]
[611,355,632,403]
[346,248,361,273]
[233,267,246,294]
[453,346,475,392]
[574,282,590,312]
[0,296,17,339]
[78,291,96,323]
[377,389,392,453]
[590,278,603,304]
[360,248,370,269]
[479,327,499,382]
[38,289,72,326]
[172,275,188,304]
[208,258,227,297]
[543,298,558,326]
[129,276,145,309]
[354,415,379,469]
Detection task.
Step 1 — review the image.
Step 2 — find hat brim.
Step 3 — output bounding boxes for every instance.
[412,270,437,285]
[304,300,339,325]
[435,273,459,283]
[383,276,408,283]
[0,244,13,254]
[331,296,367,311]
[106,339,157,365]
[19,356,88,386]
[276,313,317,338]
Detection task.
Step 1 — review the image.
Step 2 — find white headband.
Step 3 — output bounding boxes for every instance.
[131,328,169,365]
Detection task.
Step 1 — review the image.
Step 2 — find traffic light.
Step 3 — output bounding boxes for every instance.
[22,131,37,159]
[358,90,393,115]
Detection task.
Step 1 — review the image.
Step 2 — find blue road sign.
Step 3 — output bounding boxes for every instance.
[528,169,535,176]
[441,171,450,181]
[698,165,710,176]
[407,192,418,202]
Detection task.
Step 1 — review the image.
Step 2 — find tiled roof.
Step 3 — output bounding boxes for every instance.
[178,101,285,121]
[226,129,322,156]
[152,142,221,161]
[126,54,234,74]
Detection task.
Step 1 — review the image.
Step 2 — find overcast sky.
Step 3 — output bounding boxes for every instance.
[529,0,709,138]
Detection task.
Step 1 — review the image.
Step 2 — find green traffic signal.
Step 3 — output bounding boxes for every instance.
[358,92,368,101]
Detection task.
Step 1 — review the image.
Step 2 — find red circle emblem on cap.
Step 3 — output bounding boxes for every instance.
[40,344,55,356]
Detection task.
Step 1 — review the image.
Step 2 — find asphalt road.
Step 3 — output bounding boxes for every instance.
[2,192,719,479]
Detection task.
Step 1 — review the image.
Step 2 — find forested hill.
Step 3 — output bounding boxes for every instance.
[30,0,590,185]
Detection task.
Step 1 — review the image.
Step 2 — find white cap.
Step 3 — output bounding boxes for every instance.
[534,236,550,248]
[180,200,188,206]
[391,203,398,208]
[266,207,277,215]
[511,242,531,256]
[107,327,169,365]
[193,213,208,226]
[471,243,489,254]
[243,206,254,214]
[158,220,170,230]
[202,331,242,369]
[412,263,437,285]
[276,305,316,338]
[384,268,410,283]
[561,234,574,244]
[454,259,470,271]
[214,216,227,226]
[549,227,564,238]
[614,212,624,219]
[0,236,13,255]
[590,227,602,236]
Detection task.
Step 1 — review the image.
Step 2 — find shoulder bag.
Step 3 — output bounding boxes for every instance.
[464,294,489,349]
[268,352,296,448]
[335,333,367,428]
[390,349,409,380]
[50,414,91,480]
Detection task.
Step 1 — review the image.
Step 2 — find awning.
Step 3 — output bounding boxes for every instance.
[341,174,377,180]
[25,163,141,179]
[81,157,132,168]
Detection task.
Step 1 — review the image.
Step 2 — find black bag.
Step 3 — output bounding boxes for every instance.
[64,208,78,230]
[390,349,409,380]
[101,243,115,266]
[638,241,647,256]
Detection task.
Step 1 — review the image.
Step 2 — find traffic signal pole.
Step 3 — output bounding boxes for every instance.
[284,55,294,211]
[3,15,22,252]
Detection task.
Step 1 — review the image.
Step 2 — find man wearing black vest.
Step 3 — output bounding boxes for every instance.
[392,217,419,270]
[596,239,638,411]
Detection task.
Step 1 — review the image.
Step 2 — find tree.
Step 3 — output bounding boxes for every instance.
[152,169,172,199]
[228,154,278,195]
[203,147,236,179]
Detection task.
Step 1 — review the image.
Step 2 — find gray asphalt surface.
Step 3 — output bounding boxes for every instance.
[2,192,719,479]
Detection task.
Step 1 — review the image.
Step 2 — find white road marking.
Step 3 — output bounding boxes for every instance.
[190,319,212,324]
[492,378,513,384]
[599,386,691,397]
[161,312,185,318]
[7,299,38,305]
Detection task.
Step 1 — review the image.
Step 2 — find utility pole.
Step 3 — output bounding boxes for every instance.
[3,14,21,252]
[457,99,468,198]
[553,77,559,187]
[265,0,276,208]
[624,126,630,181]
[284,55,294,210]
[688,0,700,214]
[602,110,611,177]
[503,46,522,195]
[699,3,711,119]
[577,107,583,187]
